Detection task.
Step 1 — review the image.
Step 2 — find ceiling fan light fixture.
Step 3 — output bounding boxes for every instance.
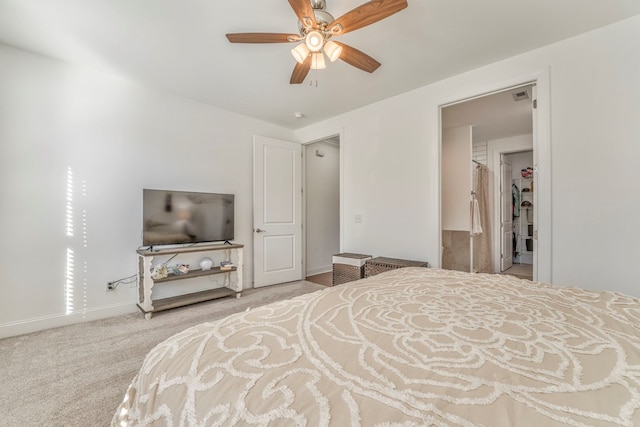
[226,0,409,84]
[323,40,342,62]
[310,52,326,69]
[305,30,325,52]
[291,43,310,64]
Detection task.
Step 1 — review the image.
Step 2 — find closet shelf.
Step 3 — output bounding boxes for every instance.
[513,176,534,265]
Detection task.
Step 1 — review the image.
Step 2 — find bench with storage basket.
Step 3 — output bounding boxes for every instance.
[364,257,429,278]
[332,253,372,286]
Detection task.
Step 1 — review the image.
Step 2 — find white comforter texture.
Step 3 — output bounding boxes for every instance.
[114,268,640,426]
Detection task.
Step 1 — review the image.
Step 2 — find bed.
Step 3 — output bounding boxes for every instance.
[113,268,640,426]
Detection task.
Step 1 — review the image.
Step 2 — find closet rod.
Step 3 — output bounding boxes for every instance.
[472,160,481,165]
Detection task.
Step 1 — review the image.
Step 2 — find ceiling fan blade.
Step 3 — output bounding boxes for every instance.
[226,33,299,43]
[329,0,407,35]
[334,42,381,73]
[288,0,317,28]
[290,55,312,84]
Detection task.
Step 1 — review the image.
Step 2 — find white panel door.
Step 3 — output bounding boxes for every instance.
[500,157,513,271]
[253,135,302,287]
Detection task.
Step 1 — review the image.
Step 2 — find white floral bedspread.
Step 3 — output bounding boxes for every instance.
[113,268,640,426]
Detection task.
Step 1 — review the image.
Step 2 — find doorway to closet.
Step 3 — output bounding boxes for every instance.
[304,135,340,286]
[502,150,534,279]
[441,84,536,280]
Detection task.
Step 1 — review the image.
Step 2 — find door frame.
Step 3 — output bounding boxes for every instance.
[438,71,551,283]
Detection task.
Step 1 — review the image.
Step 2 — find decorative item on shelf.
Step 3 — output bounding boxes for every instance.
[220,261,235,271]
[171,264,190,275]
[199,257,214,271]
[526,238,534,251]
[521,167,534,178]
[151,265,169,280]
[521,201,533,222]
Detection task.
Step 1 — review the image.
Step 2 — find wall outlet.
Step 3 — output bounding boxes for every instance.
[355,214,363,223]
[106,281,115,291]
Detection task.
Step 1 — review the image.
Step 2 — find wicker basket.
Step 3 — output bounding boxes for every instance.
[364,257,429,278]
[332,253,372,286]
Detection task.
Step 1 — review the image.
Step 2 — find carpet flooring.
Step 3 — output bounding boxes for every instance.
[0,280,325,427]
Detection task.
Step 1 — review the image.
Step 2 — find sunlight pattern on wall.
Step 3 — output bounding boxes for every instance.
[65,167,75,315]
[66,167,74,237]
[65,248,75,315]
[81,180,88,311]
[82,181,87,248]
[65,166,90,316]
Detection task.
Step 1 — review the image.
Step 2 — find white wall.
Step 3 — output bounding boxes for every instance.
[298,93,436,261]
[442,126,472,231]
[295,16,640,296]
[0,43,294,338]
[305,141,340,276]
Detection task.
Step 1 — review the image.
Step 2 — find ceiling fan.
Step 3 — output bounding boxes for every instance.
[226,0,408,84]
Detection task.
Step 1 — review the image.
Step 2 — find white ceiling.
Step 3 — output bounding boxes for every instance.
[443,85,534,142]
[1,0,639,130]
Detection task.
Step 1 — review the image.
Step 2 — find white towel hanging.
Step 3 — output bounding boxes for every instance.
[471,198,483,235]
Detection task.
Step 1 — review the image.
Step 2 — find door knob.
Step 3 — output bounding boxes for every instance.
[255,228,266,233]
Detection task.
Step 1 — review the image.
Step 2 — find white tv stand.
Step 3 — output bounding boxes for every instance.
[136,243,243,319]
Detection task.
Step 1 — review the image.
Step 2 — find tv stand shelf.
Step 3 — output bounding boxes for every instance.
[154,266,237,283]
[136,243,243,319]
[151,288,237,313]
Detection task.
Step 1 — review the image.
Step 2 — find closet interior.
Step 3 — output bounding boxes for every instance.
[506,150,534,268]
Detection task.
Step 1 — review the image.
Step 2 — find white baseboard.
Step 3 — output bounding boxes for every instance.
[0,302,138,339]
[305,265,332,277]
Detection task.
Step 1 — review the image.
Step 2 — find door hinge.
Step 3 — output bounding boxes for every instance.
[533,99,538,109]
[534,230,538,240]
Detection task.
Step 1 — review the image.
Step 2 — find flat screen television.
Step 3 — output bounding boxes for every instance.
[142,189,234,246]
